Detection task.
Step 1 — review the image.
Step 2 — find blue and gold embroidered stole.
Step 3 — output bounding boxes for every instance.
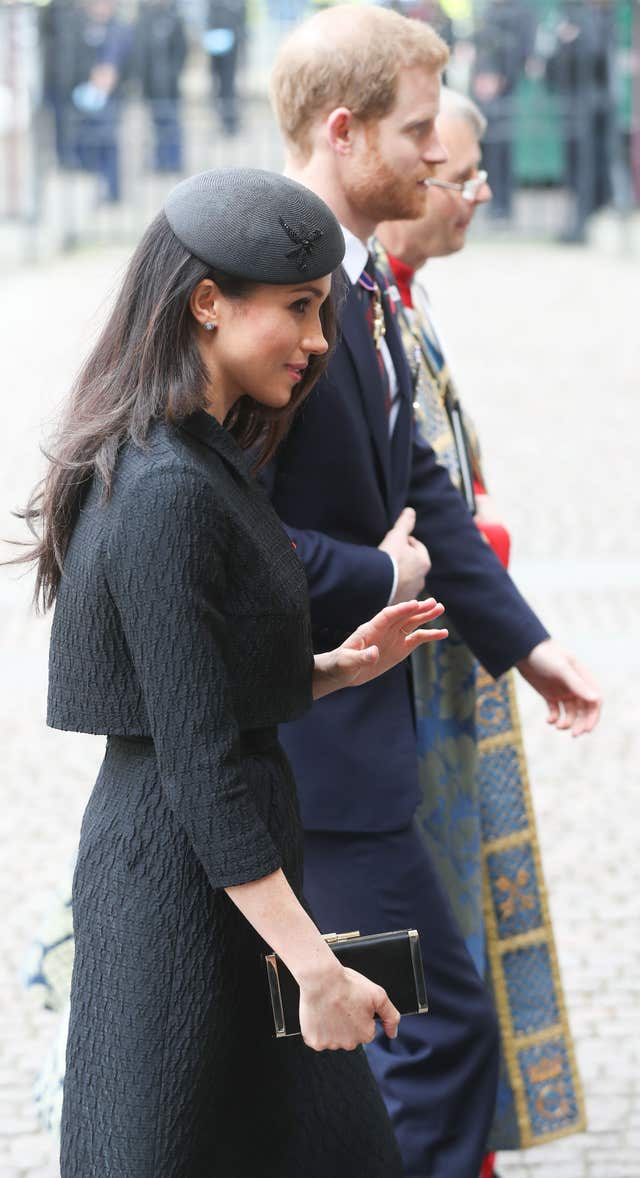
[373,238,584,1149]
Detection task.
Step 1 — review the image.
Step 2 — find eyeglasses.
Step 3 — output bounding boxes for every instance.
[424,171,488,202]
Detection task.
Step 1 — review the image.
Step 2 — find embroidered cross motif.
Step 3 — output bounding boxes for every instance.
[496,868,535,921]
[278,217,323,271]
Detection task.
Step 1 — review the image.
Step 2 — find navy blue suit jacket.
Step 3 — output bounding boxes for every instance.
[263,274,548,832]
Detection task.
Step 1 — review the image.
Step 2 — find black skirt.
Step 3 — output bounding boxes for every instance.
[60,734,401,1178]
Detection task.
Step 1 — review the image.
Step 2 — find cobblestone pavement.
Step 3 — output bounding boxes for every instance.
[1,238,638,1178]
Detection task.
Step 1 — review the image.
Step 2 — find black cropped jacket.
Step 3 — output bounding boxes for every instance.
[47,410,314,889]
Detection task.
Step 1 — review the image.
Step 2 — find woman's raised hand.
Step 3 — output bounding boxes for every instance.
[298,958,400,1052]
[312,599,448,699]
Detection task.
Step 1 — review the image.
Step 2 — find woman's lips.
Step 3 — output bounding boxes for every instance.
[285,364,307,382]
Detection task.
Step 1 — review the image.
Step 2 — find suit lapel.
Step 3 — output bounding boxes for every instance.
[340,281,392,504]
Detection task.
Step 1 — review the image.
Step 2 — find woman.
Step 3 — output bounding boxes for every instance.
[17,169,448,1177]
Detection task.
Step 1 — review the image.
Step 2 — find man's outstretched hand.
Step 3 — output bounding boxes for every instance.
[517,638,602,737]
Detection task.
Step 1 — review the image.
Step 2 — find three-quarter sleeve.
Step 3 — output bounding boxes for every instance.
[106,462,282,890]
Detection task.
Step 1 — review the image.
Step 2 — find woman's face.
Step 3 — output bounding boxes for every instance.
[194,276,332,420]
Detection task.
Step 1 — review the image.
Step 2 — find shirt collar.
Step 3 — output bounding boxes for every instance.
[340,225,369,285]
[178,409,252,482]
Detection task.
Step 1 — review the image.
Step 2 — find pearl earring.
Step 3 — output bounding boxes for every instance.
[204,322,216,332]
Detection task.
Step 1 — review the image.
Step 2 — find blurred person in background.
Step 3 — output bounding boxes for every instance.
[135,0,188,173]
[544,0,617,242]
[41,0,132,202]
[203,0,246,136]
[374,85,586,1178]
[393,0,455,50]
[471,0,537,222]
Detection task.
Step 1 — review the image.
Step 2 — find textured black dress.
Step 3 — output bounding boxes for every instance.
[48,410,402,1178]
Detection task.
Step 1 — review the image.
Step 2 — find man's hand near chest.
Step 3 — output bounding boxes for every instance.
[378,507,432,605]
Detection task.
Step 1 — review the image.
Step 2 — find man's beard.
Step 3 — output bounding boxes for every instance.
[345,137,428,225]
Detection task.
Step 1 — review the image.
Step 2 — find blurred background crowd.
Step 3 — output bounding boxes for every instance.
[1,0,639,258]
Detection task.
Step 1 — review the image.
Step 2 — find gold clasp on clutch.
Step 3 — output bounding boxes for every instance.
[324,931,361,944]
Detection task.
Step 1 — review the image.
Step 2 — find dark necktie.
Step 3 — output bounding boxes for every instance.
[358,262,391,416]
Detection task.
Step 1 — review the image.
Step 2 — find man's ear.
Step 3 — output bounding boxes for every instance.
[326,107,355,156]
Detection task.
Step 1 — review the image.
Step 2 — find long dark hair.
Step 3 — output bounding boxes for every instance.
[13,210,339,611]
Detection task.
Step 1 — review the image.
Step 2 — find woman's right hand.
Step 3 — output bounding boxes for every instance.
[225,868,400,1051]
[298,958,400,1052]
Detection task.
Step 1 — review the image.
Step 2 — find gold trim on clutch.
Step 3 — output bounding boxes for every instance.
[324,930,361,944]
[265,953,287,1038]
[408,929,429,1014]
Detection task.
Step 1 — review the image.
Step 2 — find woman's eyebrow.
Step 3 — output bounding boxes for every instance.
[288,285,325,298]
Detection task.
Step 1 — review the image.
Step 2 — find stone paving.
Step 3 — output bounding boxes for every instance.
[0,236,638,1178]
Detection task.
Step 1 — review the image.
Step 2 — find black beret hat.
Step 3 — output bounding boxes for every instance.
[164,168,345,283]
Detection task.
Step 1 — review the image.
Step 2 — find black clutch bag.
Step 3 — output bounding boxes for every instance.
[265,929,428,1038]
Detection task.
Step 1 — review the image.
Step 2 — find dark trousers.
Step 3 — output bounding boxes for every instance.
[149,98,183,172]
[482,135,514,219]
[210,49,239,133]
[303,821,500,1178]
[479,100,515,220]
[52,100,121,202]
[565,110,614,235]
